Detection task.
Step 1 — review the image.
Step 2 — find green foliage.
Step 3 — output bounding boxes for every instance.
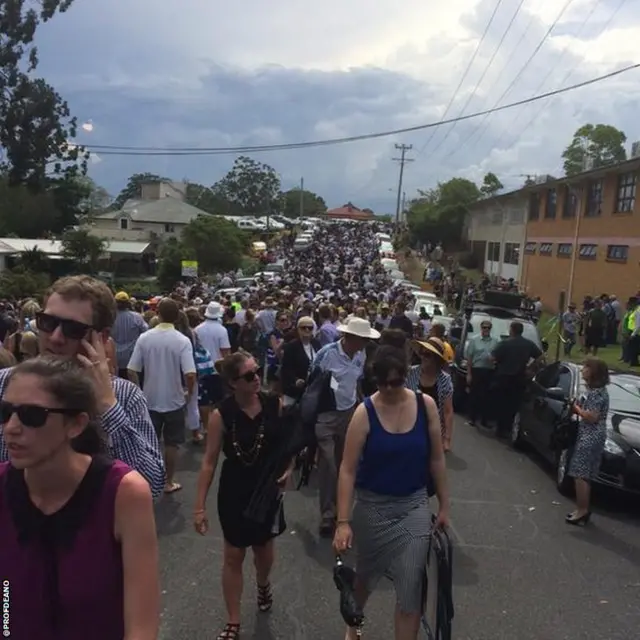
[184,182,239,215]
[214,156,281,215]
[112,172,168,210]
[182,216,244,274]
[480,172,503,198]
[0,0,87,190]
[279,188,327,217]
[407,177,480,248]
[562,123,627,176]
[0,267,50,299]
[16,247,50,273]
[60,228,106,273]
[156,237,190,291]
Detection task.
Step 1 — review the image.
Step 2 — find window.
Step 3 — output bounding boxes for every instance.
[545,189,557,218]
[535,363,572,397]
[615,173,636,213]
[528,193,540,221]
[490,210,503,225]
[509,208,524,224]
[562,188,578,218]
[524,242,537,254]
[487,242,500,262]
[557,243,572,257]
[119,218,128,230]
[586,180,603,217]
[164,223,175,233]
[606,245,629,262]
[504,243,520,265]
[578,244,597,260]
[539,243,553,255]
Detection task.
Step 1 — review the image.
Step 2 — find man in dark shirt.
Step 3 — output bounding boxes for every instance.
[388,301,413,338]
[491,321,543,438]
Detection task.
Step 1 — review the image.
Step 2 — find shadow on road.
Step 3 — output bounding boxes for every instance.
[569,525,640,569]
[155,497,187,537]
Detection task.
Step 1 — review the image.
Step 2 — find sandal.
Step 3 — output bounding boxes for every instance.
[217,622,240,639]
[257,582,273,612]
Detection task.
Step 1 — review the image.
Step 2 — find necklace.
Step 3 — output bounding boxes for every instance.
[230,410,266,467]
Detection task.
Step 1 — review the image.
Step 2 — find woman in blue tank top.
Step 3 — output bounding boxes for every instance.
[333,346,450,640]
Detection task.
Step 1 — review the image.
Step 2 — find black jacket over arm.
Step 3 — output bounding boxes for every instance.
[280,338,321,399]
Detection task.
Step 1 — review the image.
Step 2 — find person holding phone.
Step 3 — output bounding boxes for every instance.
[0,276,165,499]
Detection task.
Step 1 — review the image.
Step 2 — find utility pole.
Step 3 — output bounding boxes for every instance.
[401,191,406,223]
[392,144,413,227]
[299,177,304,218]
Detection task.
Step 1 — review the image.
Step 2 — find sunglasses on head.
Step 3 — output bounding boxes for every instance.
[36,312,93,340]
[0,401,79,428]
[235,367,263,383]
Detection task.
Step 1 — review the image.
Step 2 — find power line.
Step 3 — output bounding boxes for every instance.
[392,144,413,226]
[426,0,527,159]
[414,0,505,158]
[85,63,640,157]
[488,0,606,154]
[500,0,628,174]
[443,0,576,162]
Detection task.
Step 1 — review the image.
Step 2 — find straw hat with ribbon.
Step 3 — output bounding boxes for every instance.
[412,336,448,363]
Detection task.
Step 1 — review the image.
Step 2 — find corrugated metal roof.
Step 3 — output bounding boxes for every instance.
[95,198,211,224]
[0,238,150,256]
[104,241,150,255]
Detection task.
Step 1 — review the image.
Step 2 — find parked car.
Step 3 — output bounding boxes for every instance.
[511,361,640,496]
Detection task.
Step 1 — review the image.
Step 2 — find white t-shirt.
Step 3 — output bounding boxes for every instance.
[128,324,196,413]
[195,319,231,364]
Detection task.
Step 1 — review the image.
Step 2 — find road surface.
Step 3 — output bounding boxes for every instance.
[155,416,640,639]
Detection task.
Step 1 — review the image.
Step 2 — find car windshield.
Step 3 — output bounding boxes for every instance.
[466,313,541,347]
[579,377,640,414]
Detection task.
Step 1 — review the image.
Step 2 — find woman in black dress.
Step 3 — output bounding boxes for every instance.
[193,352,293,640]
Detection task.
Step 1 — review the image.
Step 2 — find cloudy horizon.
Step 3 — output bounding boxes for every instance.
[32,0,640,213]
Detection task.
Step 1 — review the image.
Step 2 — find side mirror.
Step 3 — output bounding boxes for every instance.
[546,386,566,401]
[541,339,549,353]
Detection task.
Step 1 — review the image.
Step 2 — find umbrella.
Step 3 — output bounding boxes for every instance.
[333,555,364,630]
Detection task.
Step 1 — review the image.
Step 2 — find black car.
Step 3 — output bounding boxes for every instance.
[511,360,640,495]
[451,306,543,410]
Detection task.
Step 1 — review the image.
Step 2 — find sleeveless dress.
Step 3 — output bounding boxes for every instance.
[0,456,131,640]
[217,392,286,548]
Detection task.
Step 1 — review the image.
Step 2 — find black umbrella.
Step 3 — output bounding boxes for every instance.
[333,555,364,630]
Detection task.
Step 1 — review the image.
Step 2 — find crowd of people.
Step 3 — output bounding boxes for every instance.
[0,220,615,640]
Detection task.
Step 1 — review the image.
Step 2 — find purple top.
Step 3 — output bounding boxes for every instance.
[0,457,131,640]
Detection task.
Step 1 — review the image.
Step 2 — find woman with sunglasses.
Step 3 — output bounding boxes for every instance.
[193,352,293,640]
[0,356,160,640]
[406,337,455,453]
[334,345,450,640]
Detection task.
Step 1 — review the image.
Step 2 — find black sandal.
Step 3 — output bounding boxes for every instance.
[257,582,273,612]
[217,622,240,639]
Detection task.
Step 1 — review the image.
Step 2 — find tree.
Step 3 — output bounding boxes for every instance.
[280,188,327,217]
[562,123,627,176]
[156,237,192,291]
[182,216,245,273]
[480,172,503,198]
[184,182,236,215]
[61,229,106,273]
[0,267,49,299]
[17,247,50,273]
[112,173,168,210]
[0,1,87,190]
[74,176,111,220]
[407,178,480,248]
[214,156,281,215]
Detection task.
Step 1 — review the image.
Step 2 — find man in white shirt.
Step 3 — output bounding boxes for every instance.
[195,301,231,426]
[128,298,196,494]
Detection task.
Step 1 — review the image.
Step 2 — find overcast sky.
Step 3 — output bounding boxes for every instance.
[34,0,640,213]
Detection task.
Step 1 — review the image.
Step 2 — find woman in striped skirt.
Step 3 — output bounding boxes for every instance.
[334,345,450,640]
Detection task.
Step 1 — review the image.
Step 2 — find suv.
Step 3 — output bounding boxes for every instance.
[451,290,546,410]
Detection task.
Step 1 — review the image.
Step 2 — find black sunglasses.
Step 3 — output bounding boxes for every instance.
[36,312,93,340]
[235,367,263,383]
[299,326,314,331]
[0,401,79,428]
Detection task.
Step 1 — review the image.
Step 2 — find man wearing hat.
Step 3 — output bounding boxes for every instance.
[112,291,148,379]
[195,301,231,426]
[562,302,579,356]
[311,317,380,537]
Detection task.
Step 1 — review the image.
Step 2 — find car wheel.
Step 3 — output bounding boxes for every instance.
[556,449,574,496]
[510,412,525,449]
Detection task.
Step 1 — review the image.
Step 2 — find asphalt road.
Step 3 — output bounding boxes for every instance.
[155,416,640,640]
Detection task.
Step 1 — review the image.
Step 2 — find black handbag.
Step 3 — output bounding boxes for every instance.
[550,402,578,451]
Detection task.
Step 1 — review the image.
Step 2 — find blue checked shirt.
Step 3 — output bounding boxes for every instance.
[0,368,165,499]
